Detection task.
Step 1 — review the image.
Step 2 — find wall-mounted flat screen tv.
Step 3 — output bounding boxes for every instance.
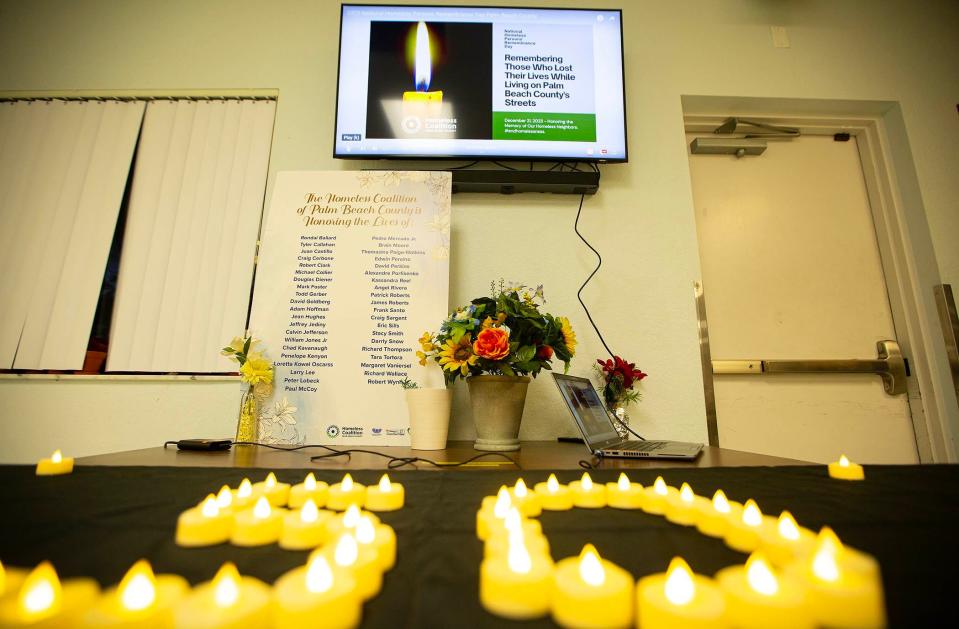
[334,4,627,162]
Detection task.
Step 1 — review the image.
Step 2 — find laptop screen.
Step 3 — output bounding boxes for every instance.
[551,374,620,447]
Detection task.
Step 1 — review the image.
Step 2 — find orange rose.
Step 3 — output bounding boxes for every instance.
[473,327,510,360]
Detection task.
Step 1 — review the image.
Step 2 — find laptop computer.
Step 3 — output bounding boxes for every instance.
[551,373,703,460]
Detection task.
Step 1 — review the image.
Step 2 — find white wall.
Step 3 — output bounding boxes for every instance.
[1,0,957,459]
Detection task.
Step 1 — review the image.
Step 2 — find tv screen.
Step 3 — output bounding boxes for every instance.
[334,4,627,162]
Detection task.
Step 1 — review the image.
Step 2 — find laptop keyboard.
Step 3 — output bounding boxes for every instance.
[615,440,666,452]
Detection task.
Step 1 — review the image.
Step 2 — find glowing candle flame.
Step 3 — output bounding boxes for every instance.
[201,494,219,518]
[19,562,61,619]
[746,553,779,595]
[617,473,631,491]
[578,544,605,587]
[379,474,392,492]
[504,507,522,534]
[341,473,354,492]
[664,557,695,605]
[654,476,668,496]
[546,474,560,493]
[216,485,232,510]
[818,527,844,554]
[264,472,277,488]
[839,454,850,467]
[212,563,240,608]
[679,483,694,504]
[581,472,593,492]
[777,511,800,541]
[237,478,252,498]
[514,478,528,498]
[356,517,376,544]
[119,560,156,611]
[812,545,840,582]
[253,496,271,520]
[343,504,361,528]
[742,499,763,527]
[493,486,512,518]
[413,21,432,91]
[334,534,359,567]
[507,535,532,574]
[304,473,317,491]
[51,450,63,464]
[712,490,730,513]
[300,498,319,524]
[305,553,334,594]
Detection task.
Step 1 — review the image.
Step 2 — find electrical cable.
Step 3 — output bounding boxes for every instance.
[491,160,518,171]
[572,193,615,359]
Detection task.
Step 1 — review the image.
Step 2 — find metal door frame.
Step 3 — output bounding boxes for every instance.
[684,109,959,463]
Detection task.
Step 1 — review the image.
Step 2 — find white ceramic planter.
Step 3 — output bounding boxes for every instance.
[405,387,452,450]
[466,375,531,451]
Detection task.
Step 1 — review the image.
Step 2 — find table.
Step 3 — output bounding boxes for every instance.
[76,441,810,470]
[4,447,956,627]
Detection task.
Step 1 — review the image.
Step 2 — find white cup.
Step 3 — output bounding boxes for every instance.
[406,388,452,450]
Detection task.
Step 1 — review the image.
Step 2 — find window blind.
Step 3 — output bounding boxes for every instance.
[107,99,275,372]
[0,99,145,369]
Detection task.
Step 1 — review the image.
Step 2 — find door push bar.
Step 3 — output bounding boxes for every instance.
[712,340,908,396]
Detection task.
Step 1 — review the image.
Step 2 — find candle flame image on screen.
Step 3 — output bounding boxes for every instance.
[212,563,240,608]
[546,474,560,494]
[746,553,780,596]
[617,473,631,492]
[578,544,606,587]
[580,472,593,492]
[712,489,730,513]
[777,511,801,541]
[51,450,63,464]
[403,21,443,102]
[304,472,317,491]
[653,476,668,496]
[513,478,528,498]
[300,498,319,524]
[119,560,156,612]
[664,557,695,605]
[306,553,334,594]
[19,561,62,620]
[379,474,392,492]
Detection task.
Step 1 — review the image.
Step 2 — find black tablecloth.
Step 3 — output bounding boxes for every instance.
[2,464,957,627]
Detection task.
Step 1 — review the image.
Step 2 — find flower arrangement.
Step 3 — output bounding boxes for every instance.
[595,355,647,409]
[221,336,273,385]
[417,283,576,385]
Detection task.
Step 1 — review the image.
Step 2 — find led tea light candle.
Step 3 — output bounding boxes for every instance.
[569,472,607,509]
[252,472,290,507]
[402,22,443,103]
[0,561,99,627]
[828,454,865,481]
[534,474,574,511]
[636,557,726,629]
[480,531,554,620]
[665,482,709,526]
[280,498,334,551]
[812,527,881,586]
[327,474,367,511]
[364,474,404,512]
[484,528,550,561]
[273,553,361,629]
[173,563,271,629]
[717,552,812,629]
[508,478,542,517]
[476,486,513,541]
[232,478,256,510]
[326,505,381,542]
[605,473,644,510]
[176,494,233,547]
[35,450,73,476]
[289,473,329,509]
[321,534,382,601]
[83,559,188,628]
[725,499,773,553]
[231,497,283,547]
[552,544,634,629]
[642,476,677,515]
[759,511,816,566]
[1,560,29,601]
[355,516,397,571]
[696,490,743,539]
[786,534,886,628]
[484,509,546,560]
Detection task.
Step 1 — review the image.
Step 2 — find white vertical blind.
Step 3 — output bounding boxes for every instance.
[107,99,275,372]
[0,99,145,370]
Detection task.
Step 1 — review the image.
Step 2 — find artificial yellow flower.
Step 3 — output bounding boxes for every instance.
[557,317,577,356]
[418,331,435,351]
[481,316,495,329]
[416,350,429,366]
[437,334,478,375]
[240,357,273,385]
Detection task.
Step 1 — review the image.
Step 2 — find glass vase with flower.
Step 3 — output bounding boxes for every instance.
[221,336,274,443]
[594,355,648,439]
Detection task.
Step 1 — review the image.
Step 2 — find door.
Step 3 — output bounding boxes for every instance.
[687,132,920,464]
